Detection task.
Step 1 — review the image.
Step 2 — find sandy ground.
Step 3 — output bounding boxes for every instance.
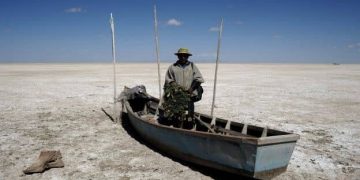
[0,63,359,180]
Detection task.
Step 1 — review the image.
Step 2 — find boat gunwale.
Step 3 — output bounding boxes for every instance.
[124,100,299,146]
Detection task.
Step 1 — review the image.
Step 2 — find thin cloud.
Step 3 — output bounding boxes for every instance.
[272,34,282,38]
[347,42,360,49]
[235,21,244,25]
[65,7,84,13]
[347,44,355,48]
[167,18,182,26]
[209,27,219,32]
[347,42,360,52]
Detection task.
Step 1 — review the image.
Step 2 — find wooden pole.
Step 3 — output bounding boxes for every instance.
[110,13,117,121]
[154,5,162,98]
[211,18,223,117]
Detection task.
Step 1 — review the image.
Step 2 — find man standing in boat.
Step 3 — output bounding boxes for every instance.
[164,48,204,125]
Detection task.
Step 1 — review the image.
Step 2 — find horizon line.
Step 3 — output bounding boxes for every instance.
[0,62,358,65]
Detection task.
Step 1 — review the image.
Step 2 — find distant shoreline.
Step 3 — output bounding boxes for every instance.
[0,62,358,65]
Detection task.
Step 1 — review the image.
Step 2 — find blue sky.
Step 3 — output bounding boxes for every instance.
[0,0,359,63]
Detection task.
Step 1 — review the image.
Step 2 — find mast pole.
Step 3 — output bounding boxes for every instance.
[211,18,223,117]
[154,5,162,98]
[110,13,117,121]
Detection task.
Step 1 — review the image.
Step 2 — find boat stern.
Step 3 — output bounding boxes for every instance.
[253,135,299,179]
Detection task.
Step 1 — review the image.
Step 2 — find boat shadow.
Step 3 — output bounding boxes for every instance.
[120,112,257,180]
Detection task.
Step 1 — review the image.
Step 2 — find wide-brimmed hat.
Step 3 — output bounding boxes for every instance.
[174,48,192,56]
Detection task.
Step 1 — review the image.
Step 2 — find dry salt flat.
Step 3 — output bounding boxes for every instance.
[0,63,359,180]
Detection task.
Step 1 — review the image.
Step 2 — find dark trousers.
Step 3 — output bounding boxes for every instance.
[188,101,195,117]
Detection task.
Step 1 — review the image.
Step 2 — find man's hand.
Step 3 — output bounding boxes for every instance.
[187,88,193,94]
[189,81,200,94]
[169,81,176,86]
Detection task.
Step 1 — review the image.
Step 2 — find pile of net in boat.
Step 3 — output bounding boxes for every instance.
[162,83,190,122]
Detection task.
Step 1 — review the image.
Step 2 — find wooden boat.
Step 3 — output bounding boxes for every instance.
[120,86,299,179]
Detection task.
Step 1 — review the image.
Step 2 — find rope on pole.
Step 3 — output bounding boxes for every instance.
[110,13,117,121]
[154,5,162,98]
[211,18,223,117]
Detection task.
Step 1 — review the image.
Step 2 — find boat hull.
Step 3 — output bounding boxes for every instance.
[124,101,297,179]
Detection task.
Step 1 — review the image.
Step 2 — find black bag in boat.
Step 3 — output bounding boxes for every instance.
[191,85,203,102]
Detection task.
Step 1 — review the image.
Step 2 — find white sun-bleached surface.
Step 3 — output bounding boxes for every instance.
[0,63,359,179]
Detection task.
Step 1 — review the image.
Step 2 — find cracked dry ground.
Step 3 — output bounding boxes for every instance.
[0,63,359,179]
